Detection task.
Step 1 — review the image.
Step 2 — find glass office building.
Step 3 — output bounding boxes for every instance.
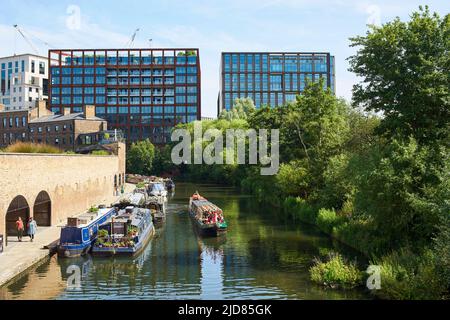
[218,52,335,115]
[48,49,201,143]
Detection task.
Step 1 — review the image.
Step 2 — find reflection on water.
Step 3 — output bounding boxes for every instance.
[0,183,371,300]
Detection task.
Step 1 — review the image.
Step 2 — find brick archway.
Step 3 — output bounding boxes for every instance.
[5,195,30,245]
[33,191,51,226]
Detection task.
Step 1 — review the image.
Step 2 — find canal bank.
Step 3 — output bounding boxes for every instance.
[0,183,135,288]
[1,183,371,300]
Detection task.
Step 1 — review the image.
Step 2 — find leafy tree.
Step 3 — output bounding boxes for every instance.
[219,98,256,120]
[352,137,444,252]
[282,79,350,200]
[126,139,155,175]
[348,6,450,145]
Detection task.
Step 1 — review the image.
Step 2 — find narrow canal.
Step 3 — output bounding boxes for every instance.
[0,183,371,300]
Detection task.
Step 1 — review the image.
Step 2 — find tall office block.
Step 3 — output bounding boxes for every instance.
[218,52,335,115]
[48,49,201,143]
[0,54,49,111]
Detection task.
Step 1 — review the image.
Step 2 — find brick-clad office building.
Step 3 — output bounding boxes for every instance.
[48,48,201,144]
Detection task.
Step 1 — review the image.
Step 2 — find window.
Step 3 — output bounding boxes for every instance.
[300,56,313,72]
[22,117,26,127]
[31,60,35,73]
[55,125,59,132]
[39,62,45,74]
[269,56,283,72]
[187,96,197,103]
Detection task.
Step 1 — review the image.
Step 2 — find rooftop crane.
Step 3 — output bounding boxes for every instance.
[125,28,140,48]
[13,24,40,55]
[13,24,71,60]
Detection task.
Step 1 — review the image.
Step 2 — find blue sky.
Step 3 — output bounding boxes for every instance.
[0,0,448,117]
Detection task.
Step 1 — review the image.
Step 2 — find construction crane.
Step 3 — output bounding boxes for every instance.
[13,24,40,55]
[125,28,140,48]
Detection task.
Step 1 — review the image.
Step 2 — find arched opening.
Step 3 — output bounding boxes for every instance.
[5,195,30,245]
[33,191,51,226]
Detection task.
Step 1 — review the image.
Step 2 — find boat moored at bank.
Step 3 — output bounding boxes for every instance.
[57,207,117,258]
[91,206,155,257]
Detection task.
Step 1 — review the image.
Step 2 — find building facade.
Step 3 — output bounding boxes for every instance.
[0,54,49,111]
[0,102,107,151]
[218,52,335,115]
[48,49,201,144]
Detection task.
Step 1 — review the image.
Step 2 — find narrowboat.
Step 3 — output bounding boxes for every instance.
[147,182,168,198]
[57,207,117,258]
[188,192,228,237]
[147,196,166,224]
[91,206,155,257]
[116,191,146,209]
[165,179,175,192]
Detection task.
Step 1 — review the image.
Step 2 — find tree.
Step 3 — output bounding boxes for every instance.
[219,98,256,120]
[281,79,350,200]
[348,6,450,145]
[126,139,155,175]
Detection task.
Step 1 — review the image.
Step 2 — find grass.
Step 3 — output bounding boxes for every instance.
[371,249,447,300]
[310,252,364,289]
[3,142,63,154]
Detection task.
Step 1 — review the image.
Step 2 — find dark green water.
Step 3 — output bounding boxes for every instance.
[1,183,371,300]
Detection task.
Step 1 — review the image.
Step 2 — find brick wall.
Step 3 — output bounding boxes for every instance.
[0,142,126,240]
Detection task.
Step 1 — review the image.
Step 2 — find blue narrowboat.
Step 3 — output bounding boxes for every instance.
[57,207,117,258]
[91,206,155,257]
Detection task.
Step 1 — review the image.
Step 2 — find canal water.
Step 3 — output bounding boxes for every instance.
[0,183,371,300]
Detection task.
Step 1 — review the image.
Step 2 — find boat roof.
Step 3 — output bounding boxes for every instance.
[191,199,222,212]
[75,207,115,227]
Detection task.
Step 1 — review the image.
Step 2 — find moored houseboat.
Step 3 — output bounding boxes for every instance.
[188,192,228,237]
[147,196,166,225]
[165,179,175,192]
[147,182,168,198]
[57,207,117,258]
[91,206,155,257]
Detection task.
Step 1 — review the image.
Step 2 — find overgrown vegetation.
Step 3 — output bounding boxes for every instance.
[2,142,63,154]
[91,150,110,156]
[310,253,364,289]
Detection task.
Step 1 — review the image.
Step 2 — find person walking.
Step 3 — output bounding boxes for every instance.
[16,217,24,242]
[27,217,37,242]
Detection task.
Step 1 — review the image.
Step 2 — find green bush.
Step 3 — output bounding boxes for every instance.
[283,197,317,224]
[91,150,110,155]
[136,182,146,189]
[316,208,345,234]
[332,217,386,256]
[372,249,446,300]
[88,206,99,213]
[310,253,363,288]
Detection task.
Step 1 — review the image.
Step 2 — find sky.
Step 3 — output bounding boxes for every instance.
[0,0,448,117]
